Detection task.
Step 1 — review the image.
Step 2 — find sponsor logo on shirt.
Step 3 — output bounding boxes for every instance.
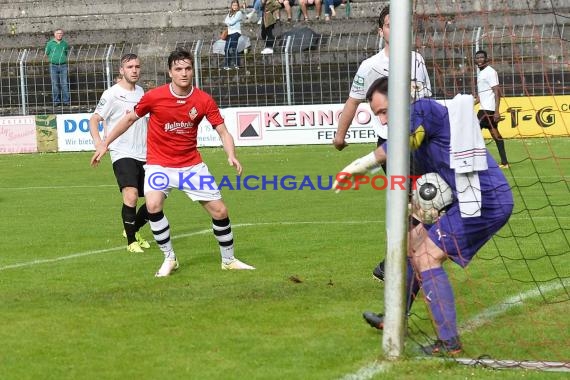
[164,121,193,132]
[352,75,365,90]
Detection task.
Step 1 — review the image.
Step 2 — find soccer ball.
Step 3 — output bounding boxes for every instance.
[411,172,454,224]
[410,80,431,100]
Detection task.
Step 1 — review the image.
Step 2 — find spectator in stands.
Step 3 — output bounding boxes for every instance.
[89,53,150,254]
[300,0,322,21]
[223,0,244,70]
[45,28,70,106]
[323,0,342,21]
[246,0,263,24]
[277,0,294,23]
[474,50,509,168]
[261,0,281,54]
[91,48,255,277]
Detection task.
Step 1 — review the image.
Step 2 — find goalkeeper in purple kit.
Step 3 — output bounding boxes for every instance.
[334,77,514,355]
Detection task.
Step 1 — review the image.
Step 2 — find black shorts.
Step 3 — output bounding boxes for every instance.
[376,136,387,147]
[112,157,146,195]
[477,109,499,129]
[280,0,296,7]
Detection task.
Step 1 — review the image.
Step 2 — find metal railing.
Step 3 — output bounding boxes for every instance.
[1,24,569,117]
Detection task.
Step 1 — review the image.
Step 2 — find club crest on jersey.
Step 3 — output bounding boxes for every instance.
[189,107,198,120]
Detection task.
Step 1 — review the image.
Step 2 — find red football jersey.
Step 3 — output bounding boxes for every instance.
[134,84,224,167]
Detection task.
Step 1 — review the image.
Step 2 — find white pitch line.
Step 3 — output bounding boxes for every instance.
[0,228,211,271]
[0,221,383,272]
[339,362,390,380]
[0,184,116,190]
[460,278,570,333]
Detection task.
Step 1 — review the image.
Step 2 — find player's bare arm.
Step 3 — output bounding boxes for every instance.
[88,113,104,146]
[492,84,501,121]
[332,146,386,192]
[215,123,243,175]
[90,111,139,166]
[333,96,361,151]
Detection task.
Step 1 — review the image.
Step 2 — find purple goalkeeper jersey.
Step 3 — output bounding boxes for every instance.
[410,98,513,207]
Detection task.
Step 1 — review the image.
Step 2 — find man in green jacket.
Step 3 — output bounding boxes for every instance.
[45,28,70,106]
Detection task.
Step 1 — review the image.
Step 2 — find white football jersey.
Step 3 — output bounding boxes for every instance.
[94,84,147,163]
[349,49,432,139]
[477,65,499,111]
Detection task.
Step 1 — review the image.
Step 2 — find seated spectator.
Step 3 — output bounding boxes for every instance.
[246,0,263,24]
[300,0,322,21]
[277,0,295,23]
[323,0,342,21]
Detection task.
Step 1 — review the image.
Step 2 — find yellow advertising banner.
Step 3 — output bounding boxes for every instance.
[480,95,570,139]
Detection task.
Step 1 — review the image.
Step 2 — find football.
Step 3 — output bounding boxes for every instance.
[411,172,454,224]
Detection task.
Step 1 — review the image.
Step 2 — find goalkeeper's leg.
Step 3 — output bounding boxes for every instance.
[365,214,422,329]
[364,257,420,329]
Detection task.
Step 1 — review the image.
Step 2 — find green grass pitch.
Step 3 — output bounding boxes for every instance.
[0,140,568,379]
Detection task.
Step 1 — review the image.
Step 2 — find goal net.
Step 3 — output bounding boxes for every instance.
[394,0,570,370]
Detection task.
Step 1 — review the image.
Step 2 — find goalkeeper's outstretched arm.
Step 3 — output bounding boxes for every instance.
[332,146,387,192]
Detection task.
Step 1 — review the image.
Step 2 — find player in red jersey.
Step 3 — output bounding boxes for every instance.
[91,48,255,277]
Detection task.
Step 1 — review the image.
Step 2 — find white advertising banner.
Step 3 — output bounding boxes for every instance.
[0,116,38,154]
[56,113,102,152]
[55,103,378,151]
[198,103,379,147]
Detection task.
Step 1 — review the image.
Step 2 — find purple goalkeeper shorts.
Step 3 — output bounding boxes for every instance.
[427,201,513,267]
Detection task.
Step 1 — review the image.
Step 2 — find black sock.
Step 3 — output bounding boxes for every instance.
[135,203,149,232]
[122,204,137,244]
[496,139,508,165]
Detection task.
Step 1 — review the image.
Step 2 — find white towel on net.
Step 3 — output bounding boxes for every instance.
[438,94,488,217]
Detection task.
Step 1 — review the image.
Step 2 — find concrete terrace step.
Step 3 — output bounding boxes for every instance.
[1,0,568,50]
[1,14,379,50]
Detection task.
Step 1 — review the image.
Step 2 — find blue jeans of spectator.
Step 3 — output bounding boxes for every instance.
[253,0,262,18]
[224,32,241,67]
[324,0,342,15]
[50,63,70,104]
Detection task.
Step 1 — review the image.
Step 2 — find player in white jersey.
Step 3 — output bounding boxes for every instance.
[475,50,509,168]
[332,6,434,331]
[89,53,150,253]
[333,5,431,152]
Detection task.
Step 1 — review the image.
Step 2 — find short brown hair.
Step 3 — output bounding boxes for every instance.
[168,48,194,70]
[378,5,389,29]
[366,77,389,102]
